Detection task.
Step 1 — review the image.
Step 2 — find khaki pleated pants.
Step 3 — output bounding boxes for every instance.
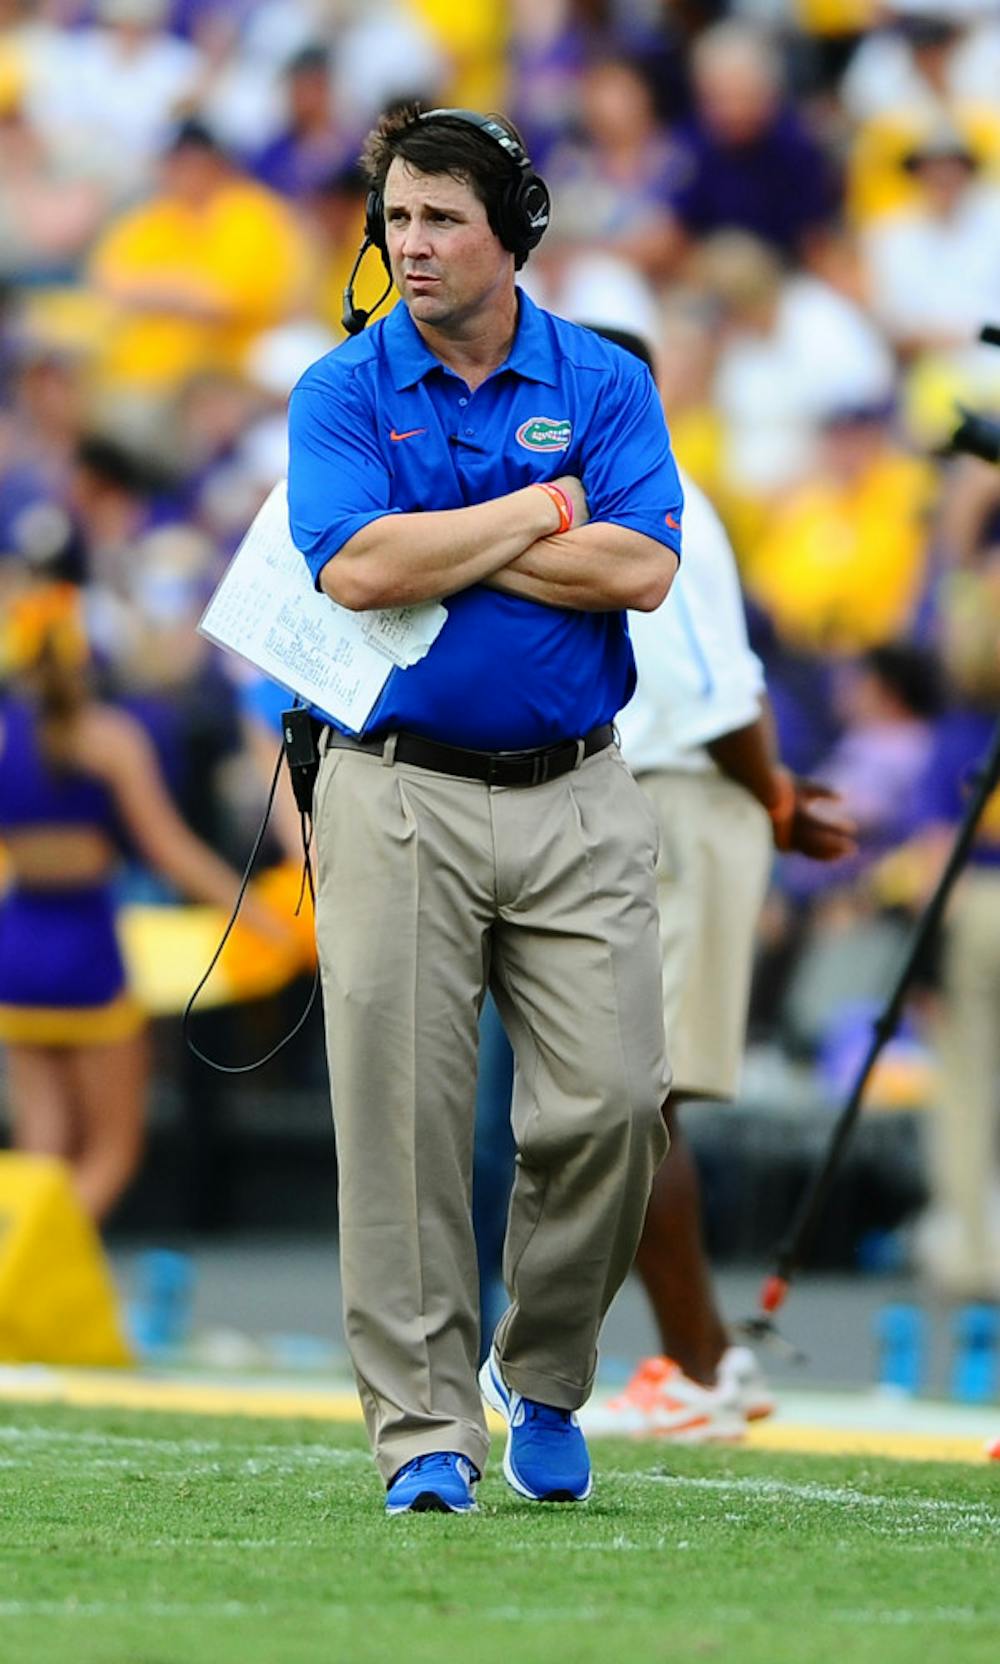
[637,769,773,1099]
[312,740,671,1482]
[930,869,1000,1290]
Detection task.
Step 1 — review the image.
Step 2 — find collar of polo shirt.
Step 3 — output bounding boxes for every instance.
[387,289,561,392]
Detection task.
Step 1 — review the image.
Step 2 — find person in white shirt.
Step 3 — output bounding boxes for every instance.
[699,230,895,498]
[605,433,855,1438]
[25,0,203,198]
[862,125,1000,373]
[840,6,1000,127]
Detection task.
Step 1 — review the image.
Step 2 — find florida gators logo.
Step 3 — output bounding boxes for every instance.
[516,416,572,452]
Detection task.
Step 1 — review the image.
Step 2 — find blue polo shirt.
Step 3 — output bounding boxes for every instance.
[287,289,682,749]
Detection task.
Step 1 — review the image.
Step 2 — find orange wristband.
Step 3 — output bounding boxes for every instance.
[765,768,797,851]
[534,481,574,534]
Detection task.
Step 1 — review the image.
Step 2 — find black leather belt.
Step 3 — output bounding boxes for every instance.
[319,721,615,788]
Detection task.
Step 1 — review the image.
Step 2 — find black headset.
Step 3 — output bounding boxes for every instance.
[342,107,551,336]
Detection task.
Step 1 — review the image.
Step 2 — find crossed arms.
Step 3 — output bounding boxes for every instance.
[318,479,677,616]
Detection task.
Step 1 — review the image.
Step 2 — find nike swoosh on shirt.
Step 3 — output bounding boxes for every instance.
[665,513,680,531]
[389,428,427,442]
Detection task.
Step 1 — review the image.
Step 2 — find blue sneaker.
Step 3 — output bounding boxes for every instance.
[479,1351,592,1502]
[385,1452,479,1515]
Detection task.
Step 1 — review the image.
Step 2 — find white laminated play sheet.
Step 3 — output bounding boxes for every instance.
[198,480,446,733]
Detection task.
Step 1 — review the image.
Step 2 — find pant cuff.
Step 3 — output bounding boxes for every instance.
[377,1422,491,1486]
[494,1355,596,1413]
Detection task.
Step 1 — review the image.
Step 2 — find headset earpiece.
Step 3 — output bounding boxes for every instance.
[418,108,549,267]
[507,173,550,266]
[364,186,391,277]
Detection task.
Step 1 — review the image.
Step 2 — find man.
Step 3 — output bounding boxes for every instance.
[661,21,840,266]
[286,106,683,1514]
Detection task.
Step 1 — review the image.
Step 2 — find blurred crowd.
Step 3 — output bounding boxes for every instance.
[1,0,999,1289]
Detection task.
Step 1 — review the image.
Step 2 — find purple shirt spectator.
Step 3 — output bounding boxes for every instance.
[248,128,355,200]
[667,20,841,259]
[665,107,840,257]
[541,57,682,281]
[508,18,591,173]
[779,645,941,898]
[244,42,355,201]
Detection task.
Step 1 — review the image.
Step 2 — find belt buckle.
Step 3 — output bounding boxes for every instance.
[487,748,547,787]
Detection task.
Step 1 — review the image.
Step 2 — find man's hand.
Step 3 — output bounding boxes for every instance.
[549,475,590,530]
[773,771,858,861]
[707,718,857,861]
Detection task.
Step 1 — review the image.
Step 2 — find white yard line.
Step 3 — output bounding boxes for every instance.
[0,1599,991,1627]
[608,1470,1000,1525]
[0,1600,273,1619]
[0,1425,366,1463]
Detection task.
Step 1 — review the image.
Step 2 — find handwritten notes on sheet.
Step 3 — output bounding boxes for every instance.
[198,481,446,733]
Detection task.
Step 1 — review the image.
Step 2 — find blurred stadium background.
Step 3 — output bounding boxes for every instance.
[1,0,999,1400]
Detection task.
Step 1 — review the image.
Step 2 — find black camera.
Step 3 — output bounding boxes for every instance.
[947,325,1000,465]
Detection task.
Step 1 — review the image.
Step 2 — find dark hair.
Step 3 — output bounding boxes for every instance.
[897,16,960,51]
[863,642,944,720]
[360,102,531,252]
[165,115,225,157]
[35,627,88,772]
[286,43,329,77]
[75,434,171,498]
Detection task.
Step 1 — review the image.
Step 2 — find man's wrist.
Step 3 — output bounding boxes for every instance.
[763,765,796,851]
[532,481,574,534]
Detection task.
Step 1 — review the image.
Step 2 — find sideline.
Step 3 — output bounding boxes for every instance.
[0,1366,993,1463]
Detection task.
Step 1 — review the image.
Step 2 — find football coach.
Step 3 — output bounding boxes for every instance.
[287,104,684,1515]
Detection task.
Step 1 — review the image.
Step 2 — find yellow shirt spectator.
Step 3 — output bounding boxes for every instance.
[848,105,1000,226]
[89,124,310,396]
[744,431,936,654]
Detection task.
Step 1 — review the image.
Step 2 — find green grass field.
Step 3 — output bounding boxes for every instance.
[1,1402,998,1664]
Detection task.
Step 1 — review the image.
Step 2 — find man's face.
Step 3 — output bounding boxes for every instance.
[913,155,975,215]
[694,53,776,147]
[383,158,513,330]
[161,143,224,208]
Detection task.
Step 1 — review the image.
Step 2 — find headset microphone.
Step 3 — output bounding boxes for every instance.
[342,235,394,336]
[341,235,372,335]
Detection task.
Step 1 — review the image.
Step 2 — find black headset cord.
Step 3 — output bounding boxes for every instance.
[182,740,320,1073]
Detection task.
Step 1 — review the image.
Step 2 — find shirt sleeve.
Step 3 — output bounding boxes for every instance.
[581,362,683,558]
[655,477,764,746]
[287,367,401,588]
